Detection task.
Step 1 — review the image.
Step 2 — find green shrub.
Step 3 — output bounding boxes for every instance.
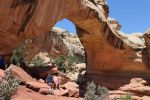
[68,54,85,65]
[84,82,109,100]
[54,55,67,67]
[120,95,132,100]
[0,69,20,100]
[84,82,97,100]
[54,54,85,72]
[113,94,133,100]
[54,55,67,72]
[30,56,46,67]
[10,47,24,66]
[84,82,132,100]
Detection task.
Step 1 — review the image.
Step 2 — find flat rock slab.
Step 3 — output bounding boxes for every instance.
[11,86,83,100]
[26,81,49,92]
[8,64,35,83]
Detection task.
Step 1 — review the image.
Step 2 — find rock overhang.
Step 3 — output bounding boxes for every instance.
[0,0,150,75]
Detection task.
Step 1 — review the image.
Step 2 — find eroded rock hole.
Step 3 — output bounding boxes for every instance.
[9,18,86,83]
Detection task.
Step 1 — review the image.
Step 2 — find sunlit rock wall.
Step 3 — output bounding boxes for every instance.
[0,0,150,88]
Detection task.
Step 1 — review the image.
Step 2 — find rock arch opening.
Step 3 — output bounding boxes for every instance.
[54,18,77,33]
[50,18,86,76]
[9,18,86,80]
[1,0,150,94]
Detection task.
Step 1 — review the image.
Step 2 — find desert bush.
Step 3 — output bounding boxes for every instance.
[68,54,85,65]
[10,47,25,66]
[30,56,46,67]
[54,55,67,67]
[54,54,85,72]
[113,94,132,100]
[10,48,23,66]
[84,82,109,100]
[0,69,20,100]
[119,95,132,100]
[54,55,68,72]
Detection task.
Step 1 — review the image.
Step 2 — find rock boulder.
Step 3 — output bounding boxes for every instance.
[0,69,5,78]
[8,64,35,84]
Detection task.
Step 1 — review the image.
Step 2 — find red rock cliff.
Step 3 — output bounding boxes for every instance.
[0,0,150,88]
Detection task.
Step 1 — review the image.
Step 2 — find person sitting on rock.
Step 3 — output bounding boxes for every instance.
[46,73,54,94]
[53,75,61,90]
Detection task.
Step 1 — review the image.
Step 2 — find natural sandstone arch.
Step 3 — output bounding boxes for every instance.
[0,0,150,89]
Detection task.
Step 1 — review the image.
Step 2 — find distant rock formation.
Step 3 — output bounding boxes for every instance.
[23,27,84,62]
[142,29,150,69]
[52,27,84,56]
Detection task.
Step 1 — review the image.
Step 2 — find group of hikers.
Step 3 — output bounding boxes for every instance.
[46,72,62,94]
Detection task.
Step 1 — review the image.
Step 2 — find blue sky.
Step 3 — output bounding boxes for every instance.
[54,19,76,33]
[55,0,150,34]
[107,0,150,34]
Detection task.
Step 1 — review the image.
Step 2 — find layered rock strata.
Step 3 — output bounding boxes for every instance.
[0,0,150,89]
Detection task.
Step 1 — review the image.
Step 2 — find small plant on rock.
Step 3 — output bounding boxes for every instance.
[10,47,24,66]
[120,95,132,100]
[55,54,85,72]
[10,41,27,66]
[84,81,109,100]
[0,69,20,100]
[113,94,133,100]
[54,55,68,72]
[30,56,48,67]
[68,54,85,65]
[84,81,97,100]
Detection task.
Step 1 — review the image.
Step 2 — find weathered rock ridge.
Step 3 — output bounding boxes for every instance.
[0,0,150,89]
[52,27,84,56]
[22,27,84,62]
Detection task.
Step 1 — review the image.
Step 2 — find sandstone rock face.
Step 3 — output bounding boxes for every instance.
[23,30,69,62]
[62,82,79,97]
[67,63,86,82]
[8,64,35,83]
[0,69,5,78]
[51,27,84,56]
[5,65,79,98]
[142,29,150,68]
[110,78,150,100]
[23,27,84,62]
[0,0,150,90]
[26,65,58,79]
[53,89,68,96]
[32,52,51,64]
[26,81,49,92]
[11,86,82,100]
